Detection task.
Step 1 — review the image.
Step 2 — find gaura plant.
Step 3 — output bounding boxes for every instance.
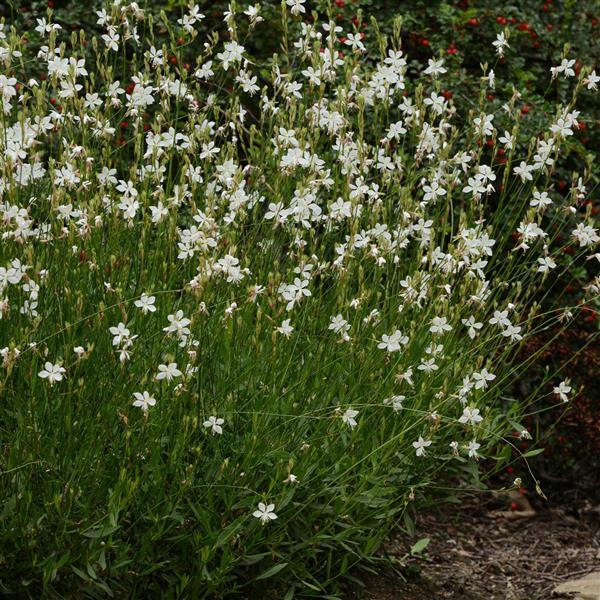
[0,1,598,597]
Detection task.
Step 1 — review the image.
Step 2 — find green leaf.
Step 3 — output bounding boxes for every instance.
[254,562,288,581]
[214,520,242,549]
[410,537,430,555]
[522,448,544,458]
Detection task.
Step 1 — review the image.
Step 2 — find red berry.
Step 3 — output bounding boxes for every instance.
[467,18,479,26]
[521,105,530,114]
[496,16,507,25]
[335,0,345,7]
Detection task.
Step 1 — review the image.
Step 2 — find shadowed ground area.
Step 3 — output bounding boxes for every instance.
[359,498,600,600]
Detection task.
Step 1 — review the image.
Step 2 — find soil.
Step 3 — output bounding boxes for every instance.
[361,496,600,600]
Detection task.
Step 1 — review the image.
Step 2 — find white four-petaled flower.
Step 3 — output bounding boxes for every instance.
[253,502,278,523]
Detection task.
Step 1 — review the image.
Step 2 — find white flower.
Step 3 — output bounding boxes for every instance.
[429,316,452,335]
[109,322,132,347]
[253,502,278,524]
[383,395,405,412]
[502,324,523,342]
[418,358,438,373]
[572,223,599,247]
[135,293,156,314]
[550,58,576,79]
[378,330,409,352]
[537,257,556,273]
[38,362,65,384]
[584,69,599,91]
[277,319,294,338]
[101,27,120,52]
[472,368,496,390]
[344,33,365,53]
[132,391,156,412]
[499,130,515,149]
[553,380,571,403]
[459,407,483,426]
[530,191,552,209]
[203,416,224,435]
[286,0,306,15]
[342,408,359,429]
[467,440,481,458]
[424,58,447,77]
[156,362,182,382]
[329,314,350,335]
[492,31,509,57]
[461,316,483,339]
[164,310,191,338]
[412,436,432,457]
[513,161,534,182]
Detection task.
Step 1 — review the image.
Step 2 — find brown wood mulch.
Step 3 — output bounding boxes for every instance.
[360,497,600,600]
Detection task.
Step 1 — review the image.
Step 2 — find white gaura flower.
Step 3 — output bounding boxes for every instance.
[377,330,409,352]
[342,408,359,429]
[472,368,496,390]
[38,361,66,384]
[461,316,483,339]
[203,416,225,435]
[584,69,599,91]
[553,380,571,403]
[513,161,534,182]
[329,314,350,335]
[467,440,481,458]
[492,31,509,57]
[550,58,576,79]
[423,58,446,78]
[102,27,120,52]
[429,316,452,335]
[277,319,294,338]
[132,391,156,412]
[253,502,278,524]
[134,293,156,314]
[156,362,182,382]
[285,0,306,16]
[412,436,432,457]
[459,407,483,426]
[109,322,132,346]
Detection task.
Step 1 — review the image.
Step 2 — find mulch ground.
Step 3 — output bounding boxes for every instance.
[361,496,600,600]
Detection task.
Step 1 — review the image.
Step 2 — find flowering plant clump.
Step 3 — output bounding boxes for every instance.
[0,1,598,596]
